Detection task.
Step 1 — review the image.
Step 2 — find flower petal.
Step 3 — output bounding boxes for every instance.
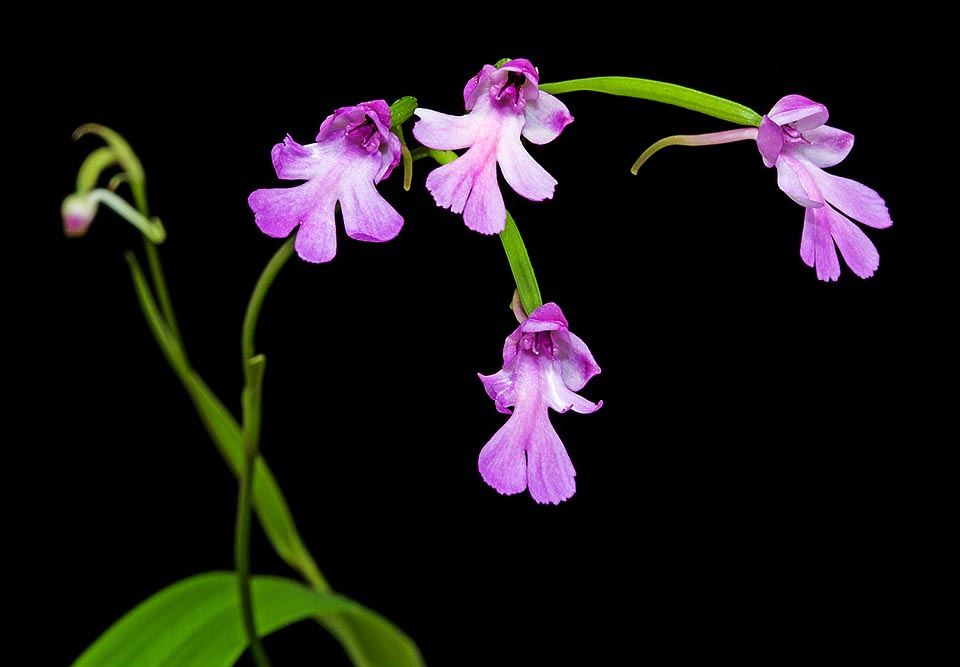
[521,91,574,145]
[768,94,828,130]
[814,169,893,230]
[271,135,325,180]
[424,149,482,214]
[338,167,404,243]
[464,64,497,110]
[757,115,784,167]
[556,330,602,392]
[826,205,880,278]
[800,206,841,281]
[525,416,576,505]
[461,158,506,234]
[478,369,515,415]
[776,155,824,208]
[412,108,479,151]
[797,125,854,168]
[478,414,529,497]
[497,115,558,203]
[248,182,327,239]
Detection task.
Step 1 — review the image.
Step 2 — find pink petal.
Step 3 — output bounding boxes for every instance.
[271,135,324,180]
[826,206,881,278]
[800,206,841,281]
[496,116,558,203]
[797,125,854,168]
[525,418,576,505]
[776,155,824,208]
[338,168,404,242]
[293,202,339,264]
[768,94,828,130]
[478,416,528,497]
[461,158,506,234]
[412,108,479,151]
[815,169,893,230]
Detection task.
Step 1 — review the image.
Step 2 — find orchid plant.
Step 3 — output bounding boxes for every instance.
[62,56,893,667]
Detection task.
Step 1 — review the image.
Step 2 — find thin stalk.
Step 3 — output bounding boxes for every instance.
[235,237,295,667]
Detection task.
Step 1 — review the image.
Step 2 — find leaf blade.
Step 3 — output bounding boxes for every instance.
[71,572,424,667]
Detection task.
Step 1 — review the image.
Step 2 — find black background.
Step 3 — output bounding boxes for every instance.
[13,12,946,667]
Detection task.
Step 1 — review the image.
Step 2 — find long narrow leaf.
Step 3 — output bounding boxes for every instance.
[71,572,424,667]
[127,252,321,582]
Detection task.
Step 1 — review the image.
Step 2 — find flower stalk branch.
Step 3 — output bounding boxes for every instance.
[540,76,762,126]
[631,127,760,173]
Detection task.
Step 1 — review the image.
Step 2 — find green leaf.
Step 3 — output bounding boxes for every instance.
[127,252,324,586]
[128,254,411,666]
[71,572,424,667]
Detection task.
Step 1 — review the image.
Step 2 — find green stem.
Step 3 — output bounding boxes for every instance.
[630,127,760,174]
[540,76,763,127]
[500,212,542,317]
[143,240,183,352]
[235,237,296,667]
[414,148,543,315]
[242,238,296,364]
[237,355,271,667]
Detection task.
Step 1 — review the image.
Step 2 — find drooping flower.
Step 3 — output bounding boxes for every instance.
[757,94,893,281]
[412,58,574,235]
[478,302,602,505]
[248,100,404,263]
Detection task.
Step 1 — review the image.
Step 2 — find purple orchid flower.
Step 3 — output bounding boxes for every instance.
[478,302,602,505]
[412,58,574,235]
[248,100,403,263]
[757,94,893,281]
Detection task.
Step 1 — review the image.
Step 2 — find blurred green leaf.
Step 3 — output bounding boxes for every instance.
[71,572,424,667]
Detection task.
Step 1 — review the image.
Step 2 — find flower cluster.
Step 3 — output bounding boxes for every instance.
[65,60,894,506]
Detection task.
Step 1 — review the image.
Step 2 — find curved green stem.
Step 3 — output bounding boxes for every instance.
[242,237,296,364]
[235,237,296,667]
[540,76,763,127]
[630,127,760,173]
